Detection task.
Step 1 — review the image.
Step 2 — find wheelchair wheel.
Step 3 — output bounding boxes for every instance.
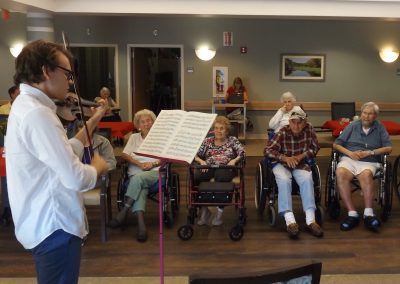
[325,163,341,220]
[328,200,340,220]
[163,212,173,228]
[381,160,393,222]
[316,205,324,226]
[312,164,322,204]
[171,173,180,214]
[393,156,400,200]
[255,162,267,215]
[267,205,276,226]
[116,173,128,212]
[177,225,194,241]
[229,225,244,241]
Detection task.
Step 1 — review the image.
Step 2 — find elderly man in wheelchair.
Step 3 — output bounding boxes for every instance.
[332,102,392,232]
[264,109,323,239]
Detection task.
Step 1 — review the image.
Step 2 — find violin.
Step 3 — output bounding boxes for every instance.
[55,92,99,122]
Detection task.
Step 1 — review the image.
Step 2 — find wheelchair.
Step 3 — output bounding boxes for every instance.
[393,155,400,200]
[177,162,247,241]
[325,151,392,221]
[254,157,323,227]
[116,161,180,227]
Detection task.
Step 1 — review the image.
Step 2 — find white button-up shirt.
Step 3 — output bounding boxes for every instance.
[5,84,97,249]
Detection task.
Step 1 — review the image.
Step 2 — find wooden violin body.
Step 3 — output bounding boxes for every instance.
[55,92,99,121]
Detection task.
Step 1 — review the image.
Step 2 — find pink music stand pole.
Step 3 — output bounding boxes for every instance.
[158,161,166,284]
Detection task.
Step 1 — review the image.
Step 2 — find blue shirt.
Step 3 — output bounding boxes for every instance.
[334,120,391,163]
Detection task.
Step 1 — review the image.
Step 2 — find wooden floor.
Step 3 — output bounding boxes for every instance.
[1,155,400,278]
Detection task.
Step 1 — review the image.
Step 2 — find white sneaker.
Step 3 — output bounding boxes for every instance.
[197,207,211,226]
[212,210,223,226]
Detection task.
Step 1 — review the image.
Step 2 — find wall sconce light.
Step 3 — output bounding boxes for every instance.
[10,43,23,58]
[379,48,399,63]
[195,47,216,61]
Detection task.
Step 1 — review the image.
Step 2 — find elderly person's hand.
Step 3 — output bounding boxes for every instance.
[282,155,299,169]
[91,98,110,118]
[140,162,154,171]
[280,106,288,112]
[347,150,363,161]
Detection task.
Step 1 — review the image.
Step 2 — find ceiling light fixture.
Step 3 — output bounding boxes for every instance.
[10,43,23,58]
[379,48,399,63]
[195,47,216,61]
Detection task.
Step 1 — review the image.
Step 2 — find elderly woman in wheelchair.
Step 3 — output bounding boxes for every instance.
[330,102,392,232]
[194,116,245,227]
[264,109,323,239]
[109,109,160,242]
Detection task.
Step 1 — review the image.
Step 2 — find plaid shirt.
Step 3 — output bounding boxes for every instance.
[264,123,320,171]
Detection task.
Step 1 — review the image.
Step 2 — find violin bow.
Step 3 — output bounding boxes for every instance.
[62,31,94,156]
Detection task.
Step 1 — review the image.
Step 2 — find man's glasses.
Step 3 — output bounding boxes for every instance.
[54,65,74,81]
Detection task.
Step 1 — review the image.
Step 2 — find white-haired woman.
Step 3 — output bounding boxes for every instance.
[194,116,246,226]
[269,91,303,133]
[109,109,160,242]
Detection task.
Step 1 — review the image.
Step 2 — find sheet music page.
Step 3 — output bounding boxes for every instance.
[136,110,217,164]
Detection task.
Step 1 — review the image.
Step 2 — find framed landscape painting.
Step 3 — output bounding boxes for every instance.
[280,54,325,81]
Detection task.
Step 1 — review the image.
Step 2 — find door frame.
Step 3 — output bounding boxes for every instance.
[69,43,119,103]
[127,44,184,121]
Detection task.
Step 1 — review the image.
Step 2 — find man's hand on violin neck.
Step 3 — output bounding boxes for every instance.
[91,98,110,118]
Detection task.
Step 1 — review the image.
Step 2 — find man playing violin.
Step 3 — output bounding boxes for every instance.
[6,40,109,284]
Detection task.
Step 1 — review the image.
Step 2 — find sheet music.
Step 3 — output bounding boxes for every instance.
[136,110,217,164]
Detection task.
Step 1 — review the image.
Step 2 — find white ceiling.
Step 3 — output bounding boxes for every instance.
[2,0,400,19]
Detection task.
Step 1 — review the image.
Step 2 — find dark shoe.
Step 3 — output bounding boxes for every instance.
[306,222,324,238]
[107,218,126,229]
[340,215,360,231]
[364,215,381,232]
[136,230,148,242]
[286,223,299,239]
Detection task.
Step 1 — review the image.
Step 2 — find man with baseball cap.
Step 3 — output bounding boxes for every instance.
[264,108,323,239]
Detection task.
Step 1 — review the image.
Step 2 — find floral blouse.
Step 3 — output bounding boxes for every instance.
[197,136,246,165]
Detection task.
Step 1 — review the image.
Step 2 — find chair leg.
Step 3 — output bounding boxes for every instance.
[100,192,107,242]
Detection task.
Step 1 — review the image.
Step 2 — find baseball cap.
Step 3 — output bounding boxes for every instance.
[289,109,307,120]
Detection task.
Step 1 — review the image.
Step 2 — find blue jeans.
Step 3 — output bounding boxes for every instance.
[31,229,82,284]
[272,163,316,215]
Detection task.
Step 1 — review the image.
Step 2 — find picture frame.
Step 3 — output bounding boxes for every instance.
[212,66,228,98]
[280,54,325,81]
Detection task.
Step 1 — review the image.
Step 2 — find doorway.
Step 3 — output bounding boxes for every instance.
[129,45,183,117]
[69,44,118,102]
